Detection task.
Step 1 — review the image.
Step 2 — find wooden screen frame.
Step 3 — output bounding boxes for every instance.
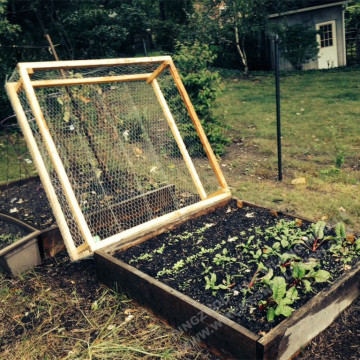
[6,56,230,260]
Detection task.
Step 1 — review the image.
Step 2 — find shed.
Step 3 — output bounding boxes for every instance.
[269,0,350,70]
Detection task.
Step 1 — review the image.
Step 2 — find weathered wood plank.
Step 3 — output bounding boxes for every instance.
[146,61,170,84]
[95,250,260,359]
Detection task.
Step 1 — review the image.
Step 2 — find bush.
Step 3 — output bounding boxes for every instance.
[173,41,230,156]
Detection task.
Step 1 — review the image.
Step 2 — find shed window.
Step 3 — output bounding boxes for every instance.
[319,23,333,47]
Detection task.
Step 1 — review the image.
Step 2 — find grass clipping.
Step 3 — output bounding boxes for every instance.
[0,254,213,360]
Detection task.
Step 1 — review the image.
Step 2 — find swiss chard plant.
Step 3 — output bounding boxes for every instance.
[259,276,299,322]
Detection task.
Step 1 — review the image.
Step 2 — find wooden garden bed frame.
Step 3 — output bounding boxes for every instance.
[95,198,360,360]
[6,57,231,260]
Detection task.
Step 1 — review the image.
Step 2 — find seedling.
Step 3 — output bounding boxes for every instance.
[154,244,166,254]
[213,248,236,268]
[264,220,306,250]
[260,276,299,322]
[248,262,267,289]
[236,235,255,253]
[201,262,213,275]
[204,273,228,296]
[291,260,331,293]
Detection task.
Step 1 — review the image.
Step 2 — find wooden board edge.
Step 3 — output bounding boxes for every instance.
[93,191,231,252]
[30,73,152,88]
[104,196,231,255]
[95,250,260,359]
[18,56,172,71]
[0,230,41,257]
[257,261,360,359]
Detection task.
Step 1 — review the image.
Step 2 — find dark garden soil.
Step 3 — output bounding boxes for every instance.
[0,218,30,249]
[0,178,359,359]
[114,199,360,336]
[0,177,55,230]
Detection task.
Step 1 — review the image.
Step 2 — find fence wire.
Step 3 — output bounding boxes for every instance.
[9,61,221,251]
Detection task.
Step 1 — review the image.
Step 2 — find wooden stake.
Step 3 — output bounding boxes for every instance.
[17,65,95,251]
[152,79,207,199]
[168,61,228,190]
[5,82,79,260]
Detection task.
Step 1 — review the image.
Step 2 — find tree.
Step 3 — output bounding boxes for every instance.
[346,1,360,64]
[185,0,270,74]
[0,0,21,119]
[276,23,319,70]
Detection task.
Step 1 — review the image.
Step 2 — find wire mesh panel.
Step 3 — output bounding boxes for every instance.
[6,57,230,260]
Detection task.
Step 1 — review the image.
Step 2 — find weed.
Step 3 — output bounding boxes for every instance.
[320,167,341,176]
[335,145,346,168]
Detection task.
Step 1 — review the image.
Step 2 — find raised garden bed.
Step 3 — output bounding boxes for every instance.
[0,210,65,276]
[0,213,41,276]
[95,198,360,359]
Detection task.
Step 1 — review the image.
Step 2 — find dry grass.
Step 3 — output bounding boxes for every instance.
[0,255,215,360]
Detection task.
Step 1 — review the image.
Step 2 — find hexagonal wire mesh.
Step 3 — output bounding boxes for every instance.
[6,57,230,260]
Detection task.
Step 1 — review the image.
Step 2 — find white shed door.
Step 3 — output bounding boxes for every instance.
[316,20,338,69]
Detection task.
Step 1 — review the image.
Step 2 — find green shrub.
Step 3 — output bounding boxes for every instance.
[173,41,230,156]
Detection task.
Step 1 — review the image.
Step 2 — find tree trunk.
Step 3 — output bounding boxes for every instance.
[356,31,360,64]
[234,26,248,75]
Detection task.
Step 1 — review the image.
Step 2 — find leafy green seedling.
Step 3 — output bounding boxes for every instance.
[260,276,299,322]
[201,262,213,275]
[248,262,267,288]
[335,221,347,241]
[355,238,360,253]
[213,248,236,268]
[291,260,331,293]
[236,235,255,253]
[173,259,185,271]
[154,244,166,254]
[250,249,262,261]
[310,221,330,251]
[204,273,228,296]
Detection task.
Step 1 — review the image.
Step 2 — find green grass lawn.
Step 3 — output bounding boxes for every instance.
[0,132,37,184]
[215,67,360,231]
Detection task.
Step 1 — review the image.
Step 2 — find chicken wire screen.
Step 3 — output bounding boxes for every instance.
[6,57,230,260]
